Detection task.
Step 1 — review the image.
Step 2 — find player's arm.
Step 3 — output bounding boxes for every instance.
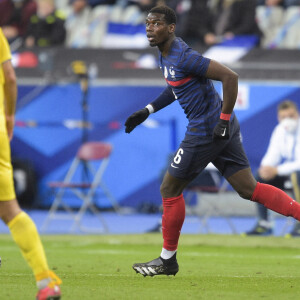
[150,86,176,112]
[205,59,238,116]
[178,49,238,138]
[3,59,17,140]
[125,86,175,134]
[206,60,238,139]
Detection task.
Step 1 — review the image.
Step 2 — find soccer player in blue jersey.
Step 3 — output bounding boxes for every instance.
[125,5,300,277]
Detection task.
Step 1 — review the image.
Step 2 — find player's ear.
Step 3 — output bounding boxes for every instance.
[168,23,176,34]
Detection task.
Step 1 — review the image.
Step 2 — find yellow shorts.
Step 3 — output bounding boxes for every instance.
[0,130,16,201]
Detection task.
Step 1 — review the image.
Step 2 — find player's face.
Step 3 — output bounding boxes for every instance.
[278,107,299,133]
[146,13,175,47]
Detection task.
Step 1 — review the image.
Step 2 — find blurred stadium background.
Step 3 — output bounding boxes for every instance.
[1,0,300,235]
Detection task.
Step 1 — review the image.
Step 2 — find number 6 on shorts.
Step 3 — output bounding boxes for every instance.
[174,148,184,164]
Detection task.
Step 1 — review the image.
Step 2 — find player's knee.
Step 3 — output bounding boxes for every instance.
[160,181,170,198]
[160,181,180,198]
[0,210,12,224]
[236,187,253,200]
[0,208,9,222]
[0,199,22,224]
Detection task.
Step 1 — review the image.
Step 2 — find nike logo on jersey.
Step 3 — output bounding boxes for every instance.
[171,163,179,169]
[221,128,226,136]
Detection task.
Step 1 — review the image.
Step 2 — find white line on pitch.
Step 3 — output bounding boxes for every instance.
[80,249,300,260]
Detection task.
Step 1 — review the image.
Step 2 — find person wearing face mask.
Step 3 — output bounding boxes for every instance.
[246,100,300,237]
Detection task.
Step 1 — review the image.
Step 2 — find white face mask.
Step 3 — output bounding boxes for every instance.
[280,118,298,133]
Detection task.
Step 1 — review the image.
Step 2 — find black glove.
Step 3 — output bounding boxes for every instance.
[213,119,230,140]
[125,108,150,133]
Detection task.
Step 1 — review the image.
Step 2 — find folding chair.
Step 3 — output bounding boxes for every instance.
[42,142,119,233]
[185,163,237,234]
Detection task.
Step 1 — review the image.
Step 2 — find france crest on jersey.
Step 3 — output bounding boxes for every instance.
[158,38,225,140]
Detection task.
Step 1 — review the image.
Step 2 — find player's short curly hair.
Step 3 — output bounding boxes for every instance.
[149,5,177,25]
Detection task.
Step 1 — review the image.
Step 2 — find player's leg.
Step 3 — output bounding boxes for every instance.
[160,171,189,255]
[133,137,218,277]
[0,131,61,299]
[227,168,300,221]
[132,171,190,277]
[158,133,233,260]
[213,116,300,228]
[0,200,62,299]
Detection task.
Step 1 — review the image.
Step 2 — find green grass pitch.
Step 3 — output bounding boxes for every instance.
[0,233,300,299]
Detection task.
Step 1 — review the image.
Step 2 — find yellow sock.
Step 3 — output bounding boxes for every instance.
[8,211,50,281]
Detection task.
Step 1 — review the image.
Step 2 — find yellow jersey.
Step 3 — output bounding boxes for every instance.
[0,27,12,85]
[0,28,16,200]
[0,28,12,119]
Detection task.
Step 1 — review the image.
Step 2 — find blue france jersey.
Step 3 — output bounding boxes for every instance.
[158,38,225,140]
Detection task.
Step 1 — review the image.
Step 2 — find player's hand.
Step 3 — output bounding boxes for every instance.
[125,108,149,133]
[213,119,229,140]
[258,166,277,181]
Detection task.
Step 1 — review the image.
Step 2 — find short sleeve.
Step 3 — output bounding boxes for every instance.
[178,48,210,77]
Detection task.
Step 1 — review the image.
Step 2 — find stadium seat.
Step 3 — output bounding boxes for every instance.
[122,5,145,25]
[54,0,69,11]
[68,4,146,48]
[109,4,124,23]
[41,142,120,233]
[184,163,237,234]
[256,6,284,48]
[100,5,147,48]
[276,6,300,49]
[65,7,93,48]
[88,5,112,47]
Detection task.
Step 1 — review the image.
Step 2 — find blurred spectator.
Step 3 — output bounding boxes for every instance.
[257,0,284,6]
[0,0,37,43]
[284,0,300,5]
[88,0,116,8]
[200,0,262,46]
[24,0,66,48]
[64,0,92,47]
[69,0,90,13]
[162,0,210,43]
[163,0,192,37]
[130,0,164,11]
[257,0,300,7]
[246,100,300,237]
